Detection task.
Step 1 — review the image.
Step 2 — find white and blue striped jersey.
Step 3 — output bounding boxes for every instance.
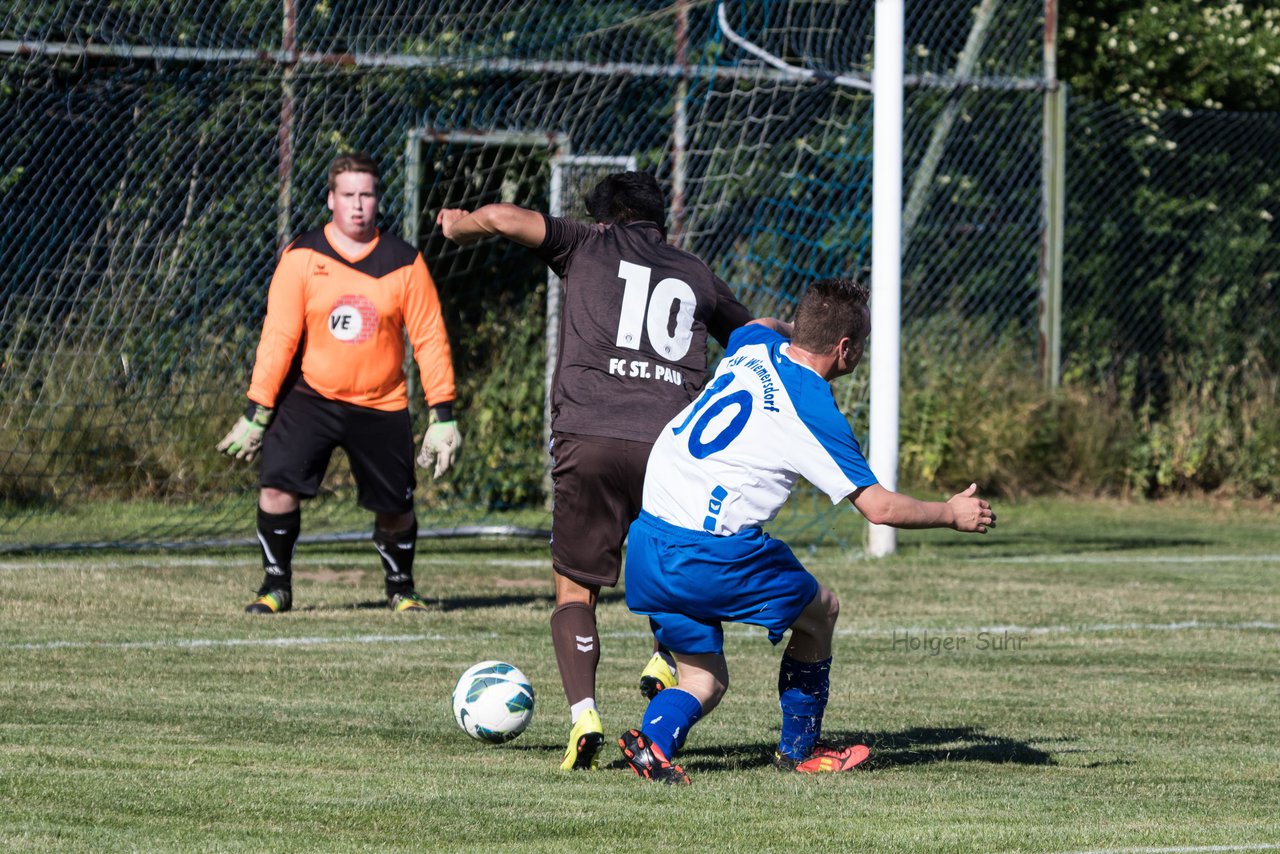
[643,323,878,535]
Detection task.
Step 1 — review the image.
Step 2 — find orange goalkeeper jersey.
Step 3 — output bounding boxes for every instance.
[247,223,455,412]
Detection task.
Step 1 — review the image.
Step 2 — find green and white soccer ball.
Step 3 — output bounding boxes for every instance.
[451,660,535,743]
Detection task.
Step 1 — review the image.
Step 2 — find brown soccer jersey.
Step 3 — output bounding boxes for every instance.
[248,223,455,412]
[537,215,751,444]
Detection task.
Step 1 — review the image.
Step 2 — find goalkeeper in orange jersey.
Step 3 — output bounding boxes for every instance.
[217,152,461,614]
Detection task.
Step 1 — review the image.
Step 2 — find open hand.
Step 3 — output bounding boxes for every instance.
[216,405,273,463]
[417,420,463,479]
[948,483,996,533]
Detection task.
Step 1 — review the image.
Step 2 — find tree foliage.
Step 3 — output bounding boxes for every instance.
[1061,1,1280,112]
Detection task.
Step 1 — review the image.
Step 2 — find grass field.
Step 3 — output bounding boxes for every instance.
[2,497,1278,853]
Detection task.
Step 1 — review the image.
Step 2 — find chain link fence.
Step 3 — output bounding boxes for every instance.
[2,2,1273,550]
[1064,101,1279,392]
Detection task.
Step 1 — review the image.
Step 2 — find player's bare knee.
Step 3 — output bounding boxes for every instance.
[673,654,729,710]
[553,572,598,607]
[374,510,415,534]
[820,587,841,628]
[693,668,728,711]
[796,585,839,633]
[708,671,729,710]
[259,487,300,514]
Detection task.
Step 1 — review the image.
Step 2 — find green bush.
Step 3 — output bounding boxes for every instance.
[1128,348,1280,498]
[896,327,1278,502]
[897,329,1136,498]
[6,299,1279,521]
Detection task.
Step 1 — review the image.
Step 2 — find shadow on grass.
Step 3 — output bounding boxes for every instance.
[589,725,1060,773]
[846,726,1058,769]
[342,589,623,611]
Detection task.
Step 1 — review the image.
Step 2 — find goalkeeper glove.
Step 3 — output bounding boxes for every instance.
[418,404,462,479]
[217,403,274,462]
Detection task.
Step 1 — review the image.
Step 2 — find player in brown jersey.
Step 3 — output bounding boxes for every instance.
[437,172,752,771]
[218,153,462,615]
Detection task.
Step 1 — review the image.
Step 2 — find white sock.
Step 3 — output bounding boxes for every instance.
[570,698,598,724]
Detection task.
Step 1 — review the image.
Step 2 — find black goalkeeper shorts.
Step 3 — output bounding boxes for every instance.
[259,380,415,514]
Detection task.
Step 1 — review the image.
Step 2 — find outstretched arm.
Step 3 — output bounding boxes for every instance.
[749,317,793,337]
[436,204,546,248]
[849,482,995,533]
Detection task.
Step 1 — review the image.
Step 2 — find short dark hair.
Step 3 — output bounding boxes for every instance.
[328,152,380,192]
[584,172,666,233]
[792,277,871,352]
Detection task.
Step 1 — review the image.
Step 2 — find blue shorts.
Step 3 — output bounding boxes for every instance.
[624,510,820,655]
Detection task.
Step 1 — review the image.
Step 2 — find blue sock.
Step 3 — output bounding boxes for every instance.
[639,688,704,759]
[777,655,831,760]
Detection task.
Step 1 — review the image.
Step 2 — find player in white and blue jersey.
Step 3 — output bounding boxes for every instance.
[616,277,997,784]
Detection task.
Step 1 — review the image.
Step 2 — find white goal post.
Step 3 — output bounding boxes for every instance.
[868,0,905,557]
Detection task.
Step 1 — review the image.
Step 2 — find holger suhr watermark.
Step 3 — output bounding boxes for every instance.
[890,629,1030,655]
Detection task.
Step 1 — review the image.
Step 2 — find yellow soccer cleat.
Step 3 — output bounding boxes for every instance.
[390,592,430,613]
[560,708,605,771]
[245,589,291,614]
[638,651,678,700]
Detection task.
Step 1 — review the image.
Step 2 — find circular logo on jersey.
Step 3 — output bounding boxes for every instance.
[327,294,378,344]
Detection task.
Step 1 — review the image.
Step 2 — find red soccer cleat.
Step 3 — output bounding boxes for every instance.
[618,729,691,785]
[774,743,871,773]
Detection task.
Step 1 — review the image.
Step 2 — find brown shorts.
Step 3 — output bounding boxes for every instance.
[550,431,653,588]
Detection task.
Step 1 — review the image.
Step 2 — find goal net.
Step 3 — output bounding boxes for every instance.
[0,1,1048,550]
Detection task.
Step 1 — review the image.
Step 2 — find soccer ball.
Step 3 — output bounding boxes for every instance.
[451,660,535,743]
